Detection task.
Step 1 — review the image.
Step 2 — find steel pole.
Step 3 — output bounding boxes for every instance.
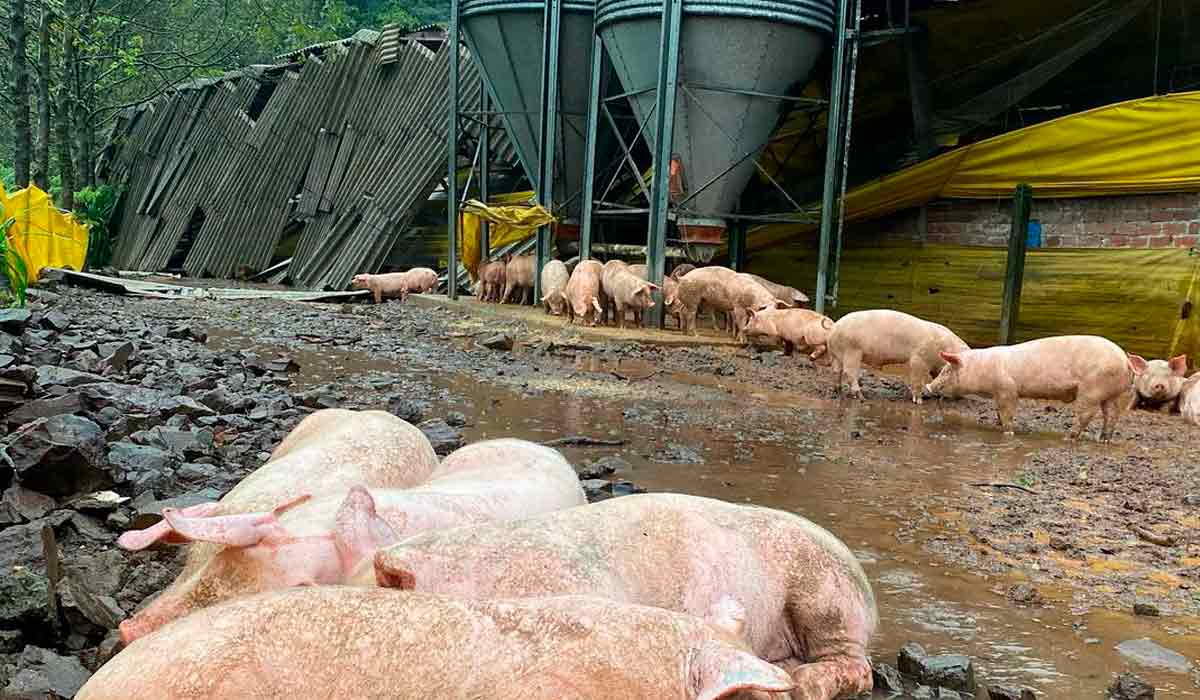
[479,84,491,258]
[579,33,604,261]
[815,0,850,315]
[645,0,683,328]
[447,0,462,300]
[534,0,563,302]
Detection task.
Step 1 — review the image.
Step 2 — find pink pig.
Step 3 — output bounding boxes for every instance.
[503,254,536,304]
[350,268,437,303]
[745,273,810,307]
[924,335,1135,441]
[1127,354,1188,412]
[78,588,795,700]
[539,259,570,315]
[564,259,606,326]
[605,268,659,329]
[403,267,438,294]
[744,308,834,360]
[372,493,877,700]
[1180,374,1200,426]
[115,408,440,644]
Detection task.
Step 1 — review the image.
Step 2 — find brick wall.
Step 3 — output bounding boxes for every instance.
[847,192,1200,249]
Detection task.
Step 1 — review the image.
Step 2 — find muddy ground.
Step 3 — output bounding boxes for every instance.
[2,279,1198,697]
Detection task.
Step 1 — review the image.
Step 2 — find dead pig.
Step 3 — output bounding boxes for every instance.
[502,254,535,304]
[79,588,795,700]
[539,259,570,315]
[115,409,439,643]
[745,273,810,307]
[924,335,1135,441]
[1128,354,1188,412]
[825,309,969,403]
[744,308,834,359]
[564,259,606,326]
[373,493,877,700]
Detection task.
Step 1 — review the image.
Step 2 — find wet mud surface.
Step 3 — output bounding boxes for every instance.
[5,283,1199,697]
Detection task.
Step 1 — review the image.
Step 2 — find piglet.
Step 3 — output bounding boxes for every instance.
[373,493,877,700]
[924,335,1135,441]
[539,259,570,315]
[564,259,606,326]
[744,308,834,359]
[78,588,794,700]
[1180,374,1200,426]
[825,309,968,403]
[503,254,535,304]
[745,273,809,307]
[1128,354,1188,412]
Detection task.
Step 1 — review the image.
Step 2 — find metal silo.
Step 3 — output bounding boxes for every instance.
[595,0,836,244]
[459,0,599,224]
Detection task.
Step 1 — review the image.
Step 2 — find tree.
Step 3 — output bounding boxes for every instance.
[7,0,31,187]
[33,3,50,190]
[55,0,75,209]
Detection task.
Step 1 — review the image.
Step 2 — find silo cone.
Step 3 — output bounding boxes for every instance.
[460,0,599,228]
[595,0,835,236]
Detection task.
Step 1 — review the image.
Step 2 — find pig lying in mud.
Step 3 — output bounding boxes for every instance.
[476,259,506,303]
[744,308,834,359]
[78,588,795,700]
[370,493,877,700]
[825,309,968,404]
[118,431,579,643]
[503,254,535,304]
[351,268,437,303]
[924,335,1135,441]
[745,273,809,307]
[1127,354,1188,412]
[564,259,606,326]
[539,259,570,315]
[1181,374,1200,426]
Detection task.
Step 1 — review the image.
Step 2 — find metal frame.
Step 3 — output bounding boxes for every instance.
[447,0,462,300]
[533,0,564,301]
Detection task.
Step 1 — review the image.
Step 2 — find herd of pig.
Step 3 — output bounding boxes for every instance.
[78,408,877,699]
[476,255,1199,440]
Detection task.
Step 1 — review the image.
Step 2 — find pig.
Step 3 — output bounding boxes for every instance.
[672,262,697,279]
[730,272,791,343]
[503,254,535,304]
[672,266,740,336]
[1127,354,1188,412]
[114,409,440,644]
[404,267,438,294]
[539,259,570,315]
[825,309,969,404]
[628,263,647,278]
[564,259,605,326]
[605,268,659,329]
[601,259,631,324]
[351,272,411,304]
[745,273,810,307]
[477,259,507,303]
[924,335,1136,441]
[744,307,834,359]
[1180,374,1200,426]
[372,493,877,700]
[625,263,681,327]
[78,588,796,700]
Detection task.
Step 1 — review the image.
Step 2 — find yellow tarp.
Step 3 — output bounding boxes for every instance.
[0,184,89,283]
[750,91,1200,251]
[747,244,1200,362]
[458,192,555,278]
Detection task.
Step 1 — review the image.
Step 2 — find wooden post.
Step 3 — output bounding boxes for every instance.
[999,183,1033,345]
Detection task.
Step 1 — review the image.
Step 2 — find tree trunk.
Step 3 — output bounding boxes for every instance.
[33,5,52,190]
[73,10,92,189]
[8,0,32,187]
[55,5,76,211]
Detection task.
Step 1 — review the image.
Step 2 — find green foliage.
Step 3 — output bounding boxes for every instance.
[0,219,30,308]
[75,185,120,270]
[0,164,14,193]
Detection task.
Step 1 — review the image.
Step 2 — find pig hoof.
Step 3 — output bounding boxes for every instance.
[1002,430,1015,437]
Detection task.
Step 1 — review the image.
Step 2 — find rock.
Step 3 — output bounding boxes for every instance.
[0,353,14,369]
[989,685,1037,700]
[577,455,628,480]
[897,642,926,677]
[39,310,72,332]
[921,655,975,693]
[4,393,84,428]
[1115,639,1192,673]
[62,575,125,629]
[480,333,514,351]
[1108,672,1155,699]
[265,356,300,373]
[386,396,425,424]
[0,629,22,653]
[872,661,904,693]
[650,443,703,464]
[1183,494,1200,507]
[106,510,130,529]
[131,427,214,459]
[580,478,612,502]
[175,462,218,484]
[0,568,50,628]
[445,411,468,428]
[418,419,465,457]
[68,490,127,513]
[1007,583,1043,606]
[67,511,113,541]
[1133,600,1160,617]
[0,376,30,412]
[0,309,33,333]
[78,381,164,415]
[937,689,963,700]
[912,686,935,699]
[6,415,108,498]
[0,513,69,571]
[197,387,247,414]
[129,489,221,530]
[98,341,134,374]
[166,324,207,342]
[0,486,57,524]
[34,365,106,389]
[106,442,175,484]
[609,480,644,497]
[2,646,91,700]
[157,395,216,418]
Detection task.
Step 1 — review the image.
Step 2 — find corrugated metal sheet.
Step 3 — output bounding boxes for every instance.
[103,30,510,290]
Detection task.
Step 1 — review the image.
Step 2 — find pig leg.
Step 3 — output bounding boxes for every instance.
[615,302,627,329]
[1068,399,1101,441]
[1099,397,1121,442]
[773,656,872,700]
[906,360,929,405]
[501,281,514,304]
[995,392,1019,434]
[839,350,864,399]
[372,286,382,304]
[783,340,794,357]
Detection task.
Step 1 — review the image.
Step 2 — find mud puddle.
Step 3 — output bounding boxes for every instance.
[206,326,1200,697]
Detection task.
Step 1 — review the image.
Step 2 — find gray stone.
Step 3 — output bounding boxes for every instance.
[4,393,84,427]
[67,490,128,513]
[1108,672,1155,699]
[898,643,928,678]
[912,686,935,699]
[0,513,69,571]
[62,575,125,629]
[0,485,57,524]
[176,462,218,483]
[107,442,175,483]
[40,310,72,332]
[166,324,207,342]
[650,443,703,464]
[0,568,50,627]
[0,629,22,653]
[2,646,91,700]
[418,419,464,457]
[445,411,468,427]
[922,655,976,693]
[386,396,425,423]
[99,341,134,373]
[158,395,216,418]
[131,426,214,458]
[34,365,106,390]
[481,333,514,351]
[577,455,628,480]
[988,685,1038,700]
[872,661,904,693]
[7,415,108,498]
[0,309,32,333]
[1133,600,1160,617]
[1115,638,1192,673]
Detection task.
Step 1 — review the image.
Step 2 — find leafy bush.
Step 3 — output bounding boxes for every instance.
[75,185,120,270]
[0,164,14,193]
[0,218,30,308]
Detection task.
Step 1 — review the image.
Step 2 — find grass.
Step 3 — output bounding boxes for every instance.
[0,217,30,308]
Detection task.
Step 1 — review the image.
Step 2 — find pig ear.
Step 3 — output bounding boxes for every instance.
[939,351,962,366]
[334,486,400,569]
[692,641,795,700]
[1169,355,1189,376]
[645,282,660,291]
[1128,353,1148,375]
[116,502,222,550]
[154,494,309,548]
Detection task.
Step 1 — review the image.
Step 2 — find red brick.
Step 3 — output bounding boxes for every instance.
[1173,235,1198,248]
[1117,222,1142,236]
[1137,223,1159,236]
[1190,222,1200,235]
[1148,235,1172,248]
[1090,223,1117,235]
[1107,235,1131,248]
[1150,208,1177,222]
[1162,222,1188,236]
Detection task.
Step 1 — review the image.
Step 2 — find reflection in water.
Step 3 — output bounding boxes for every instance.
[205,329,1200,697]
